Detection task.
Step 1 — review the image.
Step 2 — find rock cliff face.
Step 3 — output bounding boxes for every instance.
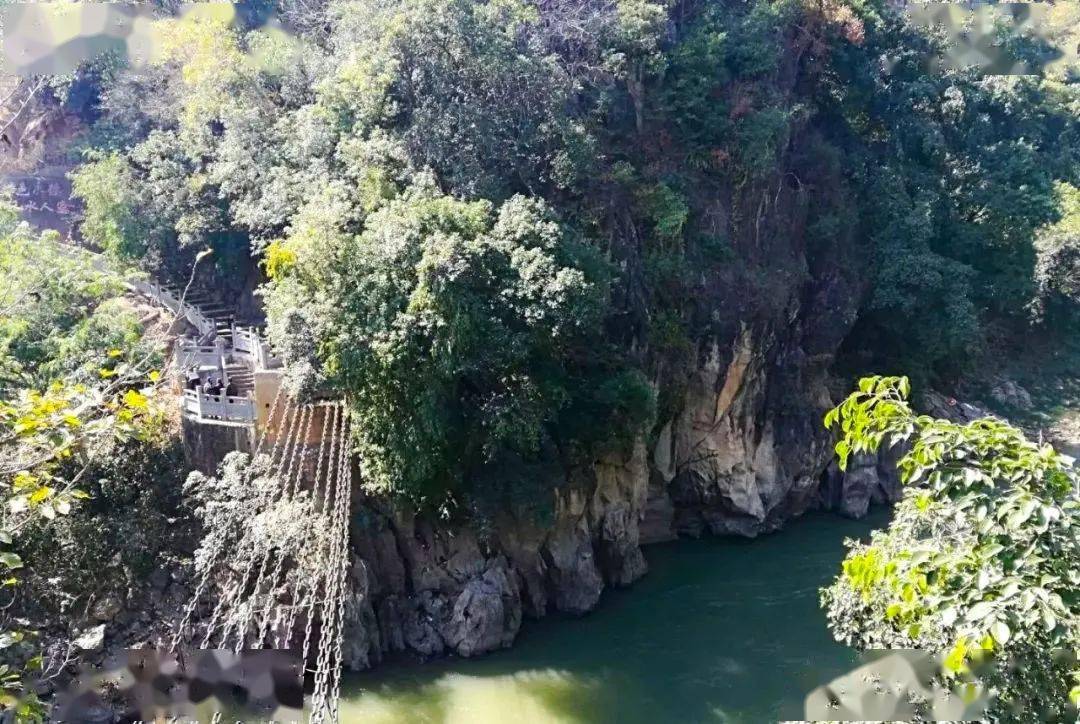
[181,415,255,475]
[339,437,653,668]
[330,149,903,665]
[336,333,899,670]
[661,326,834,539]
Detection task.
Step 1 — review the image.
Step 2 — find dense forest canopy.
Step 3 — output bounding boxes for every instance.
[67,0,1080,511]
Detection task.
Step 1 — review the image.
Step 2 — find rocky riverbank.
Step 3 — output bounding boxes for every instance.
[332,339,909,670]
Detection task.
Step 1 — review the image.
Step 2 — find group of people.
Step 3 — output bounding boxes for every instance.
[186,373,238,398]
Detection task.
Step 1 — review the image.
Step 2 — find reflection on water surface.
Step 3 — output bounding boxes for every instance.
[341,510,890,723]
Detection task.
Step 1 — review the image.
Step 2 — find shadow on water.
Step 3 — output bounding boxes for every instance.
[340,508,892,724]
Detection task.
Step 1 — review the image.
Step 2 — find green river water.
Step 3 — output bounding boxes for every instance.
[338,508,890,724]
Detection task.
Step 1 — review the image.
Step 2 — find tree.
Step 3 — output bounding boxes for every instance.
[821,376,1079,722]
[1034,182,1080,326]
[264,178,653,506]
[0,205,174,719]
[804,1,1080,379]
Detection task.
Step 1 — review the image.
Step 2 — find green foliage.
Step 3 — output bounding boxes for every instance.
[16,416,188,617]
[265,182,652,506]
[639,183,690,245]
[658,16,730,149]
[853,167,980,375]
[0,202,159,391]
[822,376,1080,722]
[732,105,792,182]
[0,217,171,718]
[656,0,791,180]
[324,0,590,199]
[822,6,1080,378]
[69,153,147,260]
[66,0,1080,501]
[1034,182,1080,325]
[72,0,1080,387]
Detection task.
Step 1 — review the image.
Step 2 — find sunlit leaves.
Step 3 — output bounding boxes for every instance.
[122,389,148,411]
[0,233,168,720]
[264,181,650,506]
[154,12,248,133]
[262,240,298,280]
[821,376,1080,720]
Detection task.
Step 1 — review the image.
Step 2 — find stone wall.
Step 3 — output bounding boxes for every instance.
[180,416,255,475]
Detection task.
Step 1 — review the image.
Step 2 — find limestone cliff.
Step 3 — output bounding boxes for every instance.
[304,136,899,668]
[333,341,897,669]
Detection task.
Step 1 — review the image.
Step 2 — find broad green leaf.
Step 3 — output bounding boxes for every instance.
[990,620,1011,645]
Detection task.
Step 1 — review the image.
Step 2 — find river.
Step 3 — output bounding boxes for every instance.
[338,508,890,723]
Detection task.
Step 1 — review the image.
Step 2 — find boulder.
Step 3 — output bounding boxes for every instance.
[440,561,521,657]
[73,624,106,651]
[91,595,123,622]
[541,523,603,614]
[340,556,382,670]
[990,379,1033,411]
[597,502,647,585]
[402,593,445,657]
[822,444,904,519]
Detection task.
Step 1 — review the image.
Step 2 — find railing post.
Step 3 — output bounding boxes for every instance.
[214,337,226,384]
[254,334,264,370]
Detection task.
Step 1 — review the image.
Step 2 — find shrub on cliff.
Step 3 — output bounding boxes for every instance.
[821,376,1079,722]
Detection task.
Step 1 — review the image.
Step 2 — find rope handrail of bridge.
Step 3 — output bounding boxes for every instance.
[170,391,354,723]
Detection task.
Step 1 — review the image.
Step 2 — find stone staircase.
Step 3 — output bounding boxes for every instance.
[168,284,236,343]
[147,280,275,423]
[224,361,255,394]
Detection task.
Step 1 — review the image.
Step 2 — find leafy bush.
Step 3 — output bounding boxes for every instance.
[69,154,148,261]
[1034,182,1080,326]
[822,376,1079,722]
[16,419,189,618]
[0,214,175,719]
[0,209,150,390]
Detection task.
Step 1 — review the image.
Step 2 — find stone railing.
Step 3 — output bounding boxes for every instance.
[57,246,265,425]
[232,324,280,370]
[175,339,227,372]
[130,273,282,425]
[131,279,216,338]
[182,389,256,423]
